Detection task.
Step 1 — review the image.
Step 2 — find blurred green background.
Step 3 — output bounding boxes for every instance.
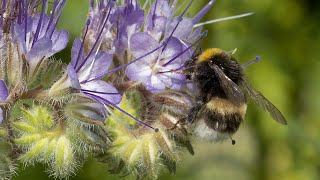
[13,0,320,179]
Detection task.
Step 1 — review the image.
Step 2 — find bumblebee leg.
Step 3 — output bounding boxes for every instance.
[168,121,179,130]
[186,101,203,124]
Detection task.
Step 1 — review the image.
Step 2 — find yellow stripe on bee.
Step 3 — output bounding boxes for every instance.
[196,48,224,63]
[206,97,247,118]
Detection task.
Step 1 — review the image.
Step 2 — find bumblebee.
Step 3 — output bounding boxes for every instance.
[185,48,287,143]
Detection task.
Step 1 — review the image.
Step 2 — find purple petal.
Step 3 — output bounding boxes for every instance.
[67,65,81,89]
[150,75,167,91]
[145,0,171,40]
[0,80,8,102]
[25,37,52,64]
[31,14,50,38]
[69,102,107,122]
[150,0,173,19]
[147,16,167,40]
[161,37,184,61]
[164,73,186,90]
[78,51,113,82]
[126,62,152,85]
[188,26,203,42]
[151,70,186,91]
[169,18,193,39]
[192,0,216,24]
[130,32,159,62]
[124,9,144,28]
[83,103,107,118]
[71,39,84,70]
[51,30,69,53]
[81,80,122,105]
[13,17,33,52]
[157,73,172,87]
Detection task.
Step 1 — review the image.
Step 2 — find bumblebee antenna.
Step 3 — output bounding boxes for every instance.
[229,136,236,145]
[227,48,237,55]
[241,56,260,69]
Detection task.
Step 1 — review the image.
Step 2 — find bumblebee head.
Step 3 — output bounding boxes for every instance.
[196,48,224,64]
[196,48,243,83]
[196,48,232,70]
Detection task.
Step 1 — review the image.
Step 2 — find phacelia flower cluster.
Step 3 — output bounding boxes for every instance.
[0,0,251,179]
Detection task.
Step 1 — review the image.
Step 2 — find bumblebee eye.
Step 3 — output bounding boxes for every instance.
[208,60,215,69]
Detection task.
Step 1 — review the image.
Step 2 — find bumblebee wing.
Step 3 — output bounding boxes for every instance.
[239,78,287,125]
[212,65,245,106]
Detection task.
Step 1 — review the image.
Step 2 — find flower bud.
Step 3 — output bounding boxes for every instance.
[0,39,26,87]
[70,124,111,152]
[64,100,106,126]
[12,106,78,178]
[19,137,50,162]
[48,65,80,100]
[105,92,189,178]
[39,60,64,88]
[52,135,76,178]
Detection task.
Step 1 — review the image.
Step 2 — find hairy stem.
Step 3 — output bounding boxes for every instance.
[3,108,20,160]
[20,87,48,100]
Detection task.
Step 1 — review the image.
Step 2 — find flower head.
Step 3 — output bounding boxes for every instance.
[0,0,256,179]
[0,0,69,85]
[126,32,188,91]
[125,0,211,92]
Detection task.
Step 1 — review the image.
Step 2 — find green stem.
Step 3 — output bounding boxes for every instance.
[3,108,19,159]
[20,87,48,100]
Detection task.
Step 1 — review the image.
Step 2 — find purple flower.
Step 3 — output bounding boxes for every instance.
[83,0,213,93]
[112,0,144,56]
[12,0,69,76]
[49,36,122,122]
[0,80,8,123]
[0,0,69,86]
[125,0,213,92]
[126,32,188,92]
[69,36,121,105]
[145,0,191,41]
[86,0,144,57]
[0,0,259,178]
[145,0,213,44]
[86,0,116,53]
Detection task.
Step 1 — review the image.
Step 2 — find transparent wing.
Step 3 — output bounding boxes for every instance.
[239,78,287,125]
[212,64,245,106]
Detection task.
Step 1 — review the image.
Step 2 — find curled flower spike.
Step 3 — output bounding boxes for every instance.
[125,0,209,92]
[0,0,257,179]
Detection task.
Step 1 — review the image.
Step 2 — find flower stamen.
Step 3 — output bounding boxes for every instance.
[162,0,194,53]
[241,56,260,69]
[89,92,159,132]
[76,1,113,72]
[192,0,216,24]
[83,43,165,83]
[193,12,254,28]
[32,0,47,47]
[81,89,121,95]
[162,30,207,67]
[74,19,90,70]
